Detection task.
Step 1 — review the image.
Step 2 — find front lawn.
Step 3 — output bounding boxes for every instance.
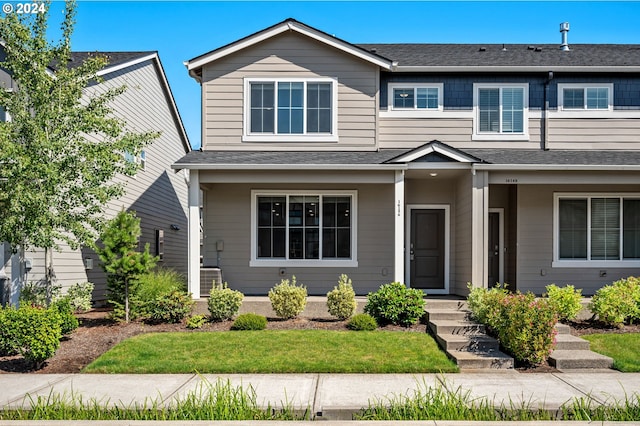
[84,330,458,374]
[582,333,640,372]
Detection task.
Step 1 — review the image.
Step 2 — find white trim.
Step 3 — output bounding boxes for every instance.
[380,109,472,119]
[188,170,201,299]
[394,171,405,283]
[389,143,477,164]
[488,208,504,285]
[406,204,450,295]
[186,20,393,73]
[243,77,339,143]
[388,83,443,112]
[249,190,358,267]
[472,83,529,141]
[557,83,613,112]
[548,110,640,119]
[97,53,157,77]
[552,193,640,268]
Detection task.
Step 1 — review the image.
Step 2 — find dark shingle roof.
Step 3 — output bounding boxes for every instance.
[175,148,640,167]
[68,51,155,69]
[357,44,640,68]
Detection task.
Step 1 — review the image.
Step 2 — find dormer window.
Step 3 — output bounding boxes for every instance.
[244,78,338,142]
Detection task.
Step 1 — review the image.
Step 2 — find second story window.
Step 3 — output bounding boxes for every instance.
[245,78,337,142]
[559,84,613,111]
[388,83,442,111]
[473,83,528,140]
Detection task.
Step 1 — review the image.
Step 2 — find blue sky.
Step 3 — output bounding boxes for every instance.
[41,1,640,149]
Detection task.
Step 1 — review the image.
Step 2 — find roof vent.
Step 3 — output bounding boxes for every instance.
[479,47,486,52]
[560,22,570,51]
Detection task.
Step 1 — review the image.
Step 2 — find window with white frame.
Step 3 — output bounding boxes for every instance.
[558,83,613,111]
[555,194,640,265]
[388,83,443,111]
[473,83,528,139]
[244,78,338,141]
[252,191,356,265]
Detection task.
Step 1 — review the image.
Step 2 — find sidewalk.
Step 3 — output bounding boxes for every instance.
[1,371,640,422]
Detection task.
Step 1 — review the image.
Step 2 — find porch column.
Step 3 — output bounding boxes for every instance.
[471,170,489,288]
[188,169,201,299]
[394,170,405,283]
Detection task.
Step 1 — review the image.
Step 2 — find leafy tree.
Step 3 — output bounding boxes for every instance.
[0,1,158,290]
[96,210,158,322]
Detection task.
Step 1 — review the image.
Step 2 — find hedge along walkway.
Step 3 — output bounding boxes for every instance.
[83,330,458,374]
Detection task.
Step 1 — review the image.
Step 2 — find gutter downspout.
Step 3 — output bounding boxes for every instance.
[543,71,554,151]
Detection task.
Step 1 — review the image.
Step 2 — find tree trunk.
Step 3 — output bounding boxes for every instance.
[124,279,130,323]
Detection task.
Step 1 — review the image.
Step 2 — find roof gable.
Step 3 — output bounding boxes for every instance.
[185,18,394,78]
[386,140,482,164]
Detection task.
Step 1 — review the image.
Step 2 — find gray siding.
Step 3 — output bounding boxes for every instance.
[201,181,394,295]
[201,32,379,151]
[517,184,640,295]
[548,118,640,149]
[454,175,473,294]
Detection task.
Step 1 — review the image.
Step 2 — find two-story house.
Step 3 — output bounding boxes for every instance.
[175,19,640,297]
[1,50,191,305]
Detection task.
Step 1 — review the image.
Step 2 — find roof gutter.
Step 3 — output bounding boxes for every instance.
[473,164,640,172]
[393,65,640,73]
[171,163,407,171]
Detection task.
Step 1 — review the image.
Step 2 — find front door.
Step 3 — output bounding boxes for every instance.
[409,209,446,291]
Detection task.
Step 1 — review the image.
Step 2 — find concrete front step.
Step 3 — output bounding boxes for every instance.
[549,350,614,370]
[435,333,500,352]
[425,299,468,311]
[555,323,572,335]
[555,333,591,351]
[429,319,486,336]
[427,309,469,321]
[448,349,514,370]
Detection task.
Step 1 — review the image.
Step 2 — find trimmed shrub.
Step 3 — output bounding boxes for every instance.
[231,313,268,331]
[0,307,19,356]
[268,276,307,319]
[346,313,377,331]
[326,274,357,320]
[186,314,207,329]
[66,282,94,313]
[208,283,244,321]
[364,282,425,327]
[146,291,194,324]
[545,284,583,322]
[49,297,79,335]
[496,293,558,366]
[589,277,640,327]
[466,283,509,328]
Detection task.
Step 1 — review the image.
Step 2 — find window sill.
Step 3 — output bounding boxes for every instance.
[552,260,640,268]
[472,133,529,141]
[243,135,339,143]
[250,259,358,268]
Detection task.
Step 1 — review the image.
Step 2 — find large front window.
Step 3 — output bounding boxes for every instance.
[245,78,336,141]
[253,191,356,266]
[473,83,528,140]
[555,195,640,265]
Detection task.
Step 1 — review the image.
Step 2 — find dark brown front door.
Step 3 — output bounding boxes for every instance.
[410,209,445,290]
[488,211,500,288]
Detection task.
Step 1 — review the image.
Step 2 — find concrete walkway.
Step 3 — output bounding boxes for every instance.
[1,371,640,423]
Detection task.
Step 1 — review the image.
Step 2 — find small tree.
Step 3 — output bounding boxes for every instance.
[96,210,157,322]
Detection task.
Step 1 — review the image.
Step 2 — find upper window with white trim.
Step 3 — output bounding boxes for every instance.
[473,83,528,140]
[558,83,613,111]
[251,190,357,267]
[554,194,640,266]
[244,78,338,142]
[388,83,443,111]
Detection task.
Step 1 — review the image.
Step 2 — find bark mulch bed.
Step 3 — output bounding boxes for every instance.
[1,310,637,374]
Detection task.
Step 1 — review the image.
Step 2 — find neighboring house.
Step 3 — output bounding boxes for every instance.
[1,51,191,305]
[175,19,640,298]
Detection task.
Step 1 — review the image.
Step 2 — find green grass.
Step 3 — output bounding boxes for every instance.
[84,330,458,374]
[583,333,640,372]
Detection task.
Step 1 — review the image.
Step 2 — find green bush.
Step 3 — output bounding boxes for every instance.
[346,313,377,331]
[208,283,244,321]
[589,277,640,327]
[466,283,509,327]
[231,313,268,330]
[545,284,583,322]
[146,291,194,324]
[66,282,94,313]
[268,276,307,319]
[19,281,61,308]
[363,282,425,327]
[186,314,207,329]
[495,292,558,366]
[137,268,186,302]
[0,305,62,369]
[49,297,79,335]
[326,274,357,320]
